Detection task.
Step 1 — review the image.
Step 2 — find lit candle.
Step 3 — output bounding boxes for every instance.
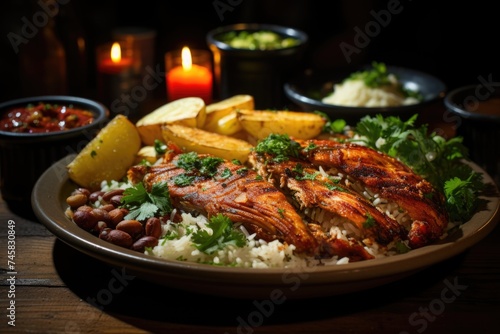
[96,42,140,117]
[166,47,213,103]
[97,42,132,74]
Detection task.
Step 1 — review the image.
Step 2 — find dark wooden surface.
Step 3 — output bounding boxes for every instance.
[1,105,499,334]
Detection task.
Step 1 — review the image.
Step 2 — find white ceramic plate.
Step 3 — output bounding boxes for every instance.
[32,154,499,299]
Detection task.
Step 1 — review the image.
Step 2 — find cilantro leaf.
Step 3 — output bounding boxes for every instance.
[121,181,172,221]
[191,214,247,254]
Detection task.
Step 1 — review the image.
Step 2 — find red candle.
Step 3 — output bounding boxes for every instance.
[166,47,213,104]
[97,42,132,74]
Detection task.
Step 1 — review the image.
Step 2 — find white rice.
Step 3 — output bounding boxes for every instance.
[322,75,419,107]
[149,212,319,268]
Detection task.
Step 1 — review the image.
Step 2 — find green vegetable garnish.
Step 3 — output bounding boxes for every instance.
[121,181,173,221]
[345,61,423,100]
[218,30,300,50]
[363,213,376,228]
[351,113,484,222]
[191,214,247,254]
[175,152,223,177]
[347,61,392,88]
[154,139,167,155]
[254,133,301,162]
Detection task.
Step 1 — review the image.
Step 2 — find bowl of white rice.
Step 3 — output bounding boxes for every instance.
[284,63,446,123]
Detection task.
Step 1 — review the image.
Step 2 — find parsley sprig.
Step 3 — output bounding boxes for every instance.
[121,181,173,221]
[191,214,247,254]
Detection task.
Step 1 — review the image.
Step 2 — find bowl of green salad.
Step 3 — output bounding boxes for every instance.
[206,23,308,109]
[284,62,447,123]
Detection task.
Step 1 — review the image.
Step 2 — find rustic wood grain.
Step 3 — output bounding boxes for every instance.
[1,186,499,334]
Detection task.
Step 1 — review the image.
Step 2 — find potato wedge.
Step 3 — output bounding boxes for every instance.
[237,110,326,140]
[213,111,242,136]
[203,94,254,134]
[162,124,253,163]
[134,146,160,165]
[136,97,206,145]
[67,115,141,189]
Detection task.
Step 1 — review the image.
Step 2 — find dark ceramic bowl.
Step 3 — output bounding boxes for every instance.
[207,23,308,109]
[284,66,447,124]
[0,95,108,206]
[444,84,500,185]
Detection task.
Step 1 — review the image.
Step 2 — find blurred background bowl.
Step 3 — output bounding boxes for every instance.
[444,84,500,185]
[207,23,308,109]
[284,65,447,124]
[0,95,108,209]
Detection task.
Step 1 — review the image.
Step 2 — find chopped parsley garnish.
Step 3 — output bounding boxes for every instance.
[324,183,346,192]
[191,214,247,254]
[121,181,173,221]
[363,213,376,228]
[172,152,225,186]
[395,241,411,254]
[292,163,304,174]
[277,208,285,218]
[175,152,223,177]
[220,167,232,179]
[173,174,196,187]
[254,133,301,162]
[296,171,320,181]
[236,167,249,175]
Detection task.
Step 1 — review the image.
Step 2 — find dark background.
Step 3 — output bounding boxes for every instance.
[1,0,498,105]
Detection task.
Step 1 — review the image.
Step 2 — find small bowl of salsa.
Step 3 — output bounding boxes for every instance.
[0,95,108,207]
[444,84,500,185]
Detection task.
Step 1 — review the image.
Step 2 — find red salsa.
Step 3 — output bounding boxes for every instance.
[0,102,95,133]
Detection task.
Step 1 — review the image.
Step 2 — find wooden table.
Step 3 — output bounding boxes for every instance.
[1,104,499,334]
[1,193,499,334]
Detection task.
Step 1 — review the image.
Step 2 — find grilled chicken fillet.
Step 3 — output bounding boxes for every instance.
[297,139,449,248]
[249,152,408,245]
[127,153,321,256]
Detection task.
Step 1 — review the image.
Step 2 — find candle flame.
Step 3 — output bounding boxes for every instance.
[181,46,192,71]
[110,42,122,63]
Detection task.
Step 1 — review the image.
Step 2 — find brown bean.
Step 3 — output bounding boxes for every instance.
[108,208,125,227]
[145,217,162,239]
[99,229,133,248]
[73,210,98,231]
[89,191,104,203]
[91,208,111,224]
[116,219,143,237]
[77,205,93,213]
[109,194,123,207]
[99,204,116,212]
[75,188,91,198]
[102,189,125,202]
[66,193,88,208]
[131,236,159,252]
